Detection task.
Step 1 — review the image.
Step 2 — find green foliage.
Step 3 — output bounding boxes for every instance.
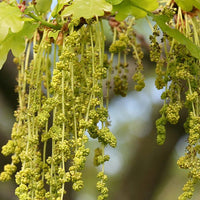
[35,0,53,15]
[0,21,39,69]
[0,1,40,69]
[0,2,24,42]
[51,0,71,17]
[175,0,200,11]
[61,0,112,19]
[112,0,159,20]
[105,0,123,5]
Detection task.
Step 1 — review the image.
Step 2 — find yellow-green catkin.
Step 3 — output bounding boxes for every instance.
[0,16,120,199]
[150,3,200,199]
[109,17,145,96]
[0,4,177,200]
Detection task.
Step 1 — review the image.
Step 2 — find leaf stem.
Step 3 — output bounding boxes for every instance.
[27,12,62,30]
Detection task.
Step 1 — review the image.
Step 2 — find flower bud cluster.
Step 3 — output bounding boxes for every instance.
[114,74,128,97]
[188,115,200,145]
[111,33,129,96]
[156,115,167,145]
[149,25,161,63]
[108,18,145,96]
[97,171,109,200]
[94,148,110,166]
[178,178,195,200]
[0,164,17,181]
[166,102,182,124]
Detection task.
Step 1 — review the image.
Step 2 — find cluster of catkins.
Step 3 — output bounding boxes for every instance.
[149,3,200,199]
[0,13,144,199]
[0,19,117,199]
[108,17,145,97]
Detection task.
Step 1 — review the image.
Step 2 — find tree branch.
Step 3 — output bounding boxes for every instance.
[27,12,62,30]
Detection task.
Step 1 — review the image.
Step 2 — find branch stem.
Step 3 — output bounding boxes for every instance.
[27,12,62,30]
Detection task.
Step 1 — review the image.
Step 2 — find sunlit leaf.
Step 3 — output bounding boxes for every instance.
[0,22,39,69]
[113,0,158,21]
[105,0,123,5]
[51,0,71,17]
[0,2,24,42]
[61,0,112,19]
[35,0,52,15]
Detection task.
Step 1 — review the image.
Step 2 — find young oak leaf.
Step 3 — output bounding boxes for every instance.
[0,21,39,69]
[193,0,200,9]
[51,0,71,17]
[105,0,123,5]
[175,0,200,12]
[61,0,112,19]
[35,0,52,15]
[0,2,24,42]
[112,0,159,21]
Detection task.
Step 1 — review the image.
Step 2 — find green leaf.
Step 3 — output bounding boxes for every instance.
[0,2,24,42]
[61,0,112,19]
[0,21,39,69]
[175,0,193,11]
[48,30,59,41]
[175,0,200,11]
[35,0,53,15]
[113,0,159,21]
[112,0,135,21]
[193,0,200,9]
[51,0,71,17]
[4,0,17,6]
[105,0,123,5]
